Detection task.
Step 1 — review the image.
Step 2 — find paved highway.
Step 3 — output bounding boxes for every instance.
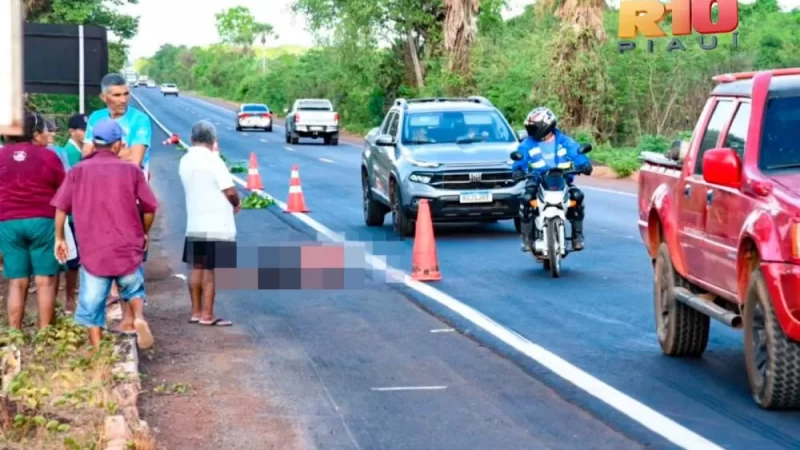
[133,87,800,449]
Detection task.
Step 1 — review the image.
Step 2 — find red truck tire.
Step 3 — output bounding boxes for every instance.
[744,270,800,409]
[654,243,710,357]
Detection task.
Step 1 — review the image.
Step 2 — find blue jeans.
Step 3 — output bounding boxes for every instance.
[76,266,146,328]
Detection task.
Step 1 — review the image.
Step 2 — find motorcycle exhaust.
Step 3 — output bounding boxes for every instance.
[672,287,742,329]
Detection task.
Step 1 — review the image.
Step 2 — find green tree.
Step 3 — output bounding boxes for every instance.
[215,6,273,49]
[137,2,800,176]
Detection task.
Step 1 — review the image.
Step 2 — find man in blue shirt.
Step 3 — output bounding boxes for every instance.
[82,73,153,335]
[511,107,593,253]
[83,73,153,179]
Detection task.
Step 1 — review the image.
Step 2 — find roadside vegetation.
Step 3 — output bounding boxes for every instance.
[0,309,126,449]
[139,1,800,177]
[3,4,149,448]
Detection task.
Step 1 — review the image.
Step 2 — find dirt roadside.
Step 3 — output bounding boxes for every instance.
[0,217,306,449]
[134,216,307,450]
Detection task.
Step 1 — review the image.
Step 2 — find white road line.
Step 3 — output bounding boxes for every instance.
[173,274,187,280]
[285,146,295,152]
[260,139,268,143]
[430,328,455,333]
[319,158,335,164]
[581,185,637,198]
[371,386,447,391]
[132,92,724,450]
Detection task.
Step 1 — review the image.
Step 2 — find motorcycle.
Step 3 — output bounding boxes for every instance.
[510,144,592,278]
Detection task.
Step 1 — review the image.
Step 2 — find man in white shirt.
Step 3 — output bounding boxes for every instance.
[178,120,241,326]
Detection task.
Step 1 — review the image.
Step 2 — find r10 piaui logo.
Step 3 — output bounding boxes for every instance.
[617,0,739,54]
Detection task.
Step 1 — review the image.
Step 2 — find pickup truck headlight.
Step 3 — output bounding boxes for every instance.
[407,157,440,169]
[409,173,432,183]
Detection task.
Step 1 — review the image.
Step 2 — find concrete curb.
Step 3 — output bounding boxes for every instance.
[103,307,150,449]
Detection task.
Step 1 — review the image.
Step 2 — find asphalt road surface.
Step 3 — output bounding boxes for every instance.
[132,87,800,449]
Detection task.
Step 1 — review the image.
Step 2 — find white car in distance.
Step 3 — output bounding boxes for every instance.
[160,84,179,97]
[236,103,273,132]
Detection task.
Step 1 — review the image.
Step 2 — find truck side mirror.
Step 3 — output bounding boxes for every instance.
[510,151,523,161]
[376,134,395,146]
[579,144,592,154]
[702,147,742,189]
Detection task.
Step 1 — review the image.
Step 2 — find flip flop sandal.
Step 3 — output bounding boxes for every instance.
[188,317,200,324]
[199,318,233,327]
[134,319,154,350]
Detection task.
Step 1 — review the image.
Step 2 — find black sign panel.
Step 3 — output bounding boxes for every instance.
[23,23,108,95]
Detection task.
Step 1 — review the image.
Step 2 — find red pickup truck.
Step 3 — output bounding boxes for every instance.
[638,68,800,410]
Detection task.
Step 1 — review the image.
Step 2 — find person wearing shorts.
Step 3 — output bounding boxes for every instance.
[179,121,240,326]
[0,111,66,329]
[58,113,89,313]
[52,119,158,350]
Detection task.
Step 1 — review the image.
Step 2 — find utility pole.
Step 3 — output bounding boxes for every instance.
[261,34,266,74]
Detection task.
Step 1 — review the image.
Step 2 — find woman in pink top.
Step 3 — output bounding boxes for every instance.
[0,111,66,329]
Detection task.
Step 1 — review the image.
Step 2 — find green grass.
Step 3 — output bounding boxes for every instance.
[590,145,642,178]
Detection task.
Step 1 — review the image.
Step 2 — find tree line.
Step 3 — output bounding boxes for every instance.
[141,1,798,176]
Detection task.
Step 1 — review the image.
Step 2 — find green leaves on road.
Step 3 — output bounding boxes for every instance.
[229,163,247,174]
[241,193,274,209]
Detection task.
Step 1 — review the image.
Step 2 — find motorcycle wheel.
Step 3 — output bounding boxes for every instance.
[547,217,562,278]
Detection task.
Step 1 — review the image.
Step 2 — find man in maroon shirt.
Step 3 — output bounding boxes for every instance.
[52,119,158,350]
[0,111,66,329]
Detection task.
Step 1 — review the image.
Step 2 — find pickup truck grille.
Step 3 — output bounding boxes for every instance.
[428,170,515,190]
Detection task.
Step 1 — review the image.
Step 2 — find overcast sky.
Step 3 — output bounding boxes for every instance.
[120,0,800,61]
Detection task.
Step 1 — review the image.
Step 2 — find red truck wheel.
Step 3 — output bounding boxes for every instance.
[654,243,710,356]
[744,270,800,409]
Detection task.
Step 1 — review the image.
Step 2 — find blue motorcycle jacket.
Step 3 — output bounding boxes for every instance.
[511,129,591,182]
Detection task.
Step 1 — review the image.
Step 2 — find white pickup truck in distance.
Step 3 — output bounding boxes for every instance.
[284,99,340,146]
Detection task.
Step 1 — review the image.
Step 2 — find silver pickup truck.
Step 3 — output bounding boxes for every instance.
[284,99,340,145]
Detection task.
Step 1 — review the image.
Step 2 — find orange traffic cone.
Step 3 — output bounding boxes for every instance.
[246,153,263,190]
[285,165,310,213]
[411,199,441,281]
[162,133,179,145]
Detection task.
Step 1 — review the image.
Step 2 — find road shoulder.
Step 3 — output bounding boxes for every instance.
[135,216,309,450]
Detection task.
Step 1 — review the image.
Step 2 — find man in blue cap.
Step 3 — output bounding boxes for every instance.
[83,73,154,329]
[52,118,159,350]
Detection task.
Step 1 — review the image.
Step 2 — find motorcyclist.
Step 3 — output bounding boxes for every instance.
[511,107,592,253]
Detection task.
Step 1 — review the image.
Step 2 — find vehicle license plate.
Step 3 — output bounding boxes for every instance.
[311,126,324,131]
[459,191,493,203]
